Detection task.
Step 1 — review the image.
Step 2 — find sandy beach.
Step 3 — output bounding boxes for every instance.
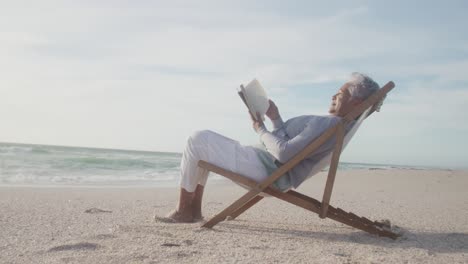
[1,169,467,263]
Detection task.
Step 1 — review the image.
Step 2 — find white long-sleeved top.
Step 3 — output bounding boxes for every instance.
[257,114,342,188]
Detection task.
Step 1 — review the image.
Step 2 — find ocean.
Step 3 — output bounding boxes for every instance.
[0,142,421,187]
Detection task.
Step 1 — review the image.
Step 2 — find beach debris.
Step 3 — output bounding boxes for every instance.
[84,208,112,214]
[48,242,100,252]
[161,243,181,247]
[94,234,116,240]
[376,219,406,238]
[183,240,193,246]
[376,219,392,229]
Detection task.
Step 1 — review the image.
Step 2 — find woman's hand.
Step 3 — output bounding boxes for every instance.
[251,112,265,133]
[266,100,280,120]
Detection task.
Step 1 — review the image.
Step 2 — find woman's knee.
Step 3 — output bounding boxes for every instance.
[188,130,214,145]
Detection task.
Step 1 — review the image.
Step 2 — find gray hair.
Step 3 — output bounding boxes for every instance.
[347,72,385,112]
[347,72,380,99]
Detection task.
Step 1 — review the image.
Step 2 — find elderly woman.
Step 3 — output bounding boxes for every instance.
[160,72,380,223]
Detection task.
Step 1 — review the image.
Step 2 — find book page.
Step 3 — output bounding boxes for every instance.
[242,79,269,121]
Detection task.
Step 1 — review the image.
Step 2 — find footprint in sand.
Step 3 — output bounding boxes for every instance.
[93,234,116,240]
[84,208,112,214]
[48,242,100,252]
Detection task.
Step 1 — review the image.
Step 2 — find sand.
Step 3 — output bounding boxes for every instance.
[1,169,467,263]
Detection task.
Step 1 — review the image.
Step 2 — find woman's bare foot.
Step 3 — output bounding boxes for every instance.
[193,213,204,222]
[154,209,194,223]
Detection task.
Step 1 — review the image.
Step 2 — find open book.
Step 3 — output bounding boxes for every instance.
[238,79,269,121]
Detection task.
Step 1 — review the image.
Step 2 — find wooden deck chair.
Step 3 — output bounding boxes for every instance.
[198,81,399,239]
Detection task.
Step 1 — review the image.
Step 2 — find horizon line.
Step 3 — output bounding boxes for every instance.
[0,141,462,171]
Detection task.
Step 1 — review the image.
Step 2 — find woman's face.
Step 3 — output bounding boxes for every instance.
[328,82,360,117]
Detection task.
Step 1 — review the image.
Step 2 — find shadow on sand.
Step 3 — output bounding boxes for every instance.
[216,222,468,254]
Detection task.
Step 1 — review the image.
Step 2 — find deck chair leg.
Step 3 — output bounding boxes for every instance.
[281,190,399,239]
[202,189,262,228]
[320,123,345,218]
[228,195,264,220]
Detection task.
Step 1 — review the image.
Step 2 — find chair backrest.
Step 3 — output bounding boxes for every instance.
[302,106,372,180]
[301,81,395,179]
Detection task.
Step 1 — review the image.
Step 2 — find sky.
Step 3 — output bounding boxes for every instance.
[1,0,467,169]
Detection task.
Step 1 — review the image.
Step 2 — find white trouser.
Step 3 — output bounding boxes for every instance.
[179,130,269,192]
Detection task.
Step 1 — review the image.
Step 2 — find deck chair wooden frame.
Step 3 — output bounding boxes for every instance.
[199,81,398,239]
